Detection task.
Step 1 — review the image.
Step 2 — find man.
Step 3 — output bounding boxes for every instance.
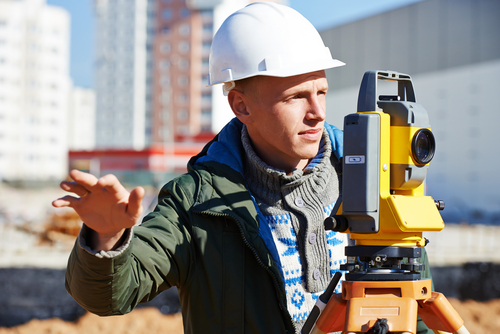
[53,2,432,333]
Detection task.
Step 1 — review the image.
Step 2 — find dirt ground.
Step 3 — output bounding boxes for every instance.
[0,308,183,334]
[0,297,498,334]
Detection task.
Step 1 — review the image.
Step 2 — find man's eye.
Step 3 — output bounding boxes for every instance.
[285,95,300,102]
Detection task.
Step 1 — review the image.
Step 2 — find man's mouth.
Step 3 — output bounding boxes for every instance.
[299,128,322,141]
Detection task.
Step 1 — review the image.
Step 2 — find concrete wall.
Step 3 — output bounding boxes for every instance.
[426,224,500,266]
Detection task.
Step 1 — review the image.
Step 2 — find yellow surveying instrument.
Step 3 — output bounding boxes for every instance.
[302,70,469,334]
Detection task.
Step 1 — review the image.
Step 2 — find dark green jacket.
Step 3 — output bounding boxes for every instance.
[65,119,433,333]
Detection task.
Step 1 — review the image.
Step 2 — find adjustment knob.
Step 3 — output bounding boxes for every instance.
[324,215,349,232]
[435,200,445,210]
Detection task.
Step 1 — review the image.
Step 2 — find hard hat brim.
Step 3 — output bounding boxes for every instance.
[208,58,346,87]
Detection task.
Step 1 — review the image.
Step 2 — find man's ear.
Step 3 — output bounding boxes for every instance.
[228,90,251,123]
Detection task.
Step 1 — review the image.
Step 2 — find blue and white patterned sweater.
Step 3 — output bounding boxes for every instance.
[266,204,347,323]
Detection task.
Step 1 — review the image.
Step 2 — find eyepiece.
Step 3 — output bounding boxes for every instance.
[412,128,435,165]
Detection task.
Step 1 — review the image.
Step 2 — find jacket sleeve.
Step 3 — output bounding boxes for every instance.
[65,175,198,316]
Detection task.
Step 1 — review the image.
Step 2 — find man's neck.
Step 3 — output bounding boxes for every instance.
[288,159,310,175]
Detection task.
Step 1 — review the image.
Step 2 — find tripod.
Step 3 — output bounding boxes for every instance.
[300,69,471,333]
[302,245,470,334]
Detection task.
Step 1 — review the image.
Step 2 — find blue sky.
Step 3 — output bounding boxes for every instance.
[46,0,423,88]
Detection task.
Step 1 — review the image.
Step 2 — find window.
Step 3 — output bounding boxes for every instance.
[161,26,170,34]
[178,93,189,104]
[201,109,211,126]
[202,24,212,34]
[201,75,208,86]
[178,75,189,86]
[178,59,189,70]
[200,9,213,17]
[160,75,171,86]
[162,9,172,20]
[161,108,170,121]
[178,41,189,53]
[202,93,211,103]
[177,109,188,122]
[160,42,171,54]
[161,92,171,104]
[179,24,190,36]
[147,10,156,20]
[160,60,170,70]
[180,8,190,18]
[202,41,211,50]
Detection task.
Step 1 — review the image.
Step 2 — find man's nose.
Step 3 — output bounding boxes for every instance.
[306,95,326,121]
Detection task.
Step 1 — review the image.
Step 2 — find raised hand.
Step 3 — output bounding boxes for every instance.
[52,169,145,251]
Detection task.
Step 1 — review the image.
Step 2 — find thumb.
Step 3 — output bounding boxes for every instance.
[127,186,145,220]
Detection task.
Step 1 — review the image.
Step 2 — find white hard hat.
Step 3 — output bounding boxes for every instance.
[208,1,345,95]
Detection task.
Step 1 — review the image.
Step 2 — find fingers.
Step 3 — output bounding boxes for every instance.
[128,186,145,218]
[60,181,89,197]
[67,170,125,197]
[97,174,127,196]
[69,169,99,192]
[52,195,80,208]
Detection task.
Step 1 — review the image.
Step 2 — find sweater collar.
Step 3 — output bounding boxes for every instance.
[241,124,333,192]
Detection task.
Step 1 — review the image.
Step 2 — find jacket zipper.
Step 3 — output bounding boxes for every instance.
[196,209,296,332]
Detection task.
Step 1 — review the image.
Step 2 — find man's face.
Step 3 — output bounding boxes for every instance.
[238,70,328,173]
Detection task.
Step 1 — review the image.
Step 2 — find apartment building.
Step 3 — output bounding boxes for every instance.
[94,0,287,150]
[151,0,214,144]
[0,0,71,182]
[94,0,154,150]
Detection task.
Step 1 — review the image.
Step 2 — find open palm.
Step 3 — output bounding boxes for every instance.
[52,169,145,250]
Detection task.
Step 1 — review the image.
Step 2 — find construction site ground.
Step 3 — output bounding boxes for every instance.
[0,298,499,334]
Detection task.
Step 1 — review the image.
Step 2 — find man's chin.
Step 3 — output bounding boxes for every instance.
[300,142,322,159]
